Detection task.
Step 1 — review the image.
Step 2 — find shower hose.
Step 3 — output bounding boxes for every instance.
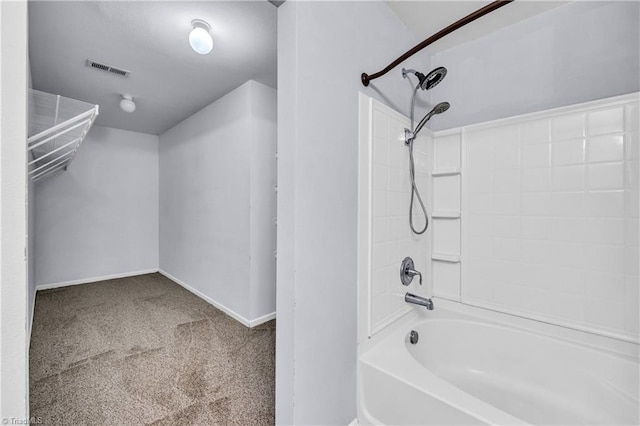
[408,86,429,235]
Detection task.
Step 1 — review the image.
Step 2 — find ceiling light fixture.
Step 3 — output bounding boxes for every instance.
[120,94,136,113]
[189,19,213,55]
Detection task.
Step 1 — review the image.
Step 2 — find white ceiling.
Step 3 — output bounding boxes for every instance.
[386,1,569,53]
[29,1,277,135]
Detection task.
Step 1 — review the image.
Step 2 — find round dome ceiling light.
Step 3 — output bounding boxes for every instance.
[189,19,213,55]
[120,94,136,113]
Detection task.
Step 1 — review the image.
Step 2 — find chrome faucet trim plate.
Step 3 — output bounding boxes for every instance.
[400,257,422,286]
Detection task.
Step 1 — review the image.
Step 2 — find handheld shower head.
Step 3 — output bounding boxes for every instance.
[414,102,451,136]
[402,66,447,90]
[432,101,450,115]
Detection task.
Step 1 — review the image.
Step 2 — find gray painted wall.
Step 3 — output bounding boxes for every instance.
[276,2,429,423]
[28,173,35,325]
[428,1,640,131]
[35,125,159,286]
[159,80,276,322]
[27,61,35,335]
[0,0,29,416]
[249,82,278,320]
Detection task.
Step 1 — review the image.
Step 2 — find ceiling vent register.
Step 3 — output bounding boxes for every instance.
[86,59,131,77]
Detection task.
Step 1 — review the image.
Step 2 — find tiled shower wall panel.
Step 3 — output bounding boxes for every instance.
[461,95,639,341]
[368,99,430,336]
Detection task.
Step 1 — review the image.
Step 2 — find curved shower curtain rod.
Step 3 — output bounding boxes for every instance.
[361,0,515,87]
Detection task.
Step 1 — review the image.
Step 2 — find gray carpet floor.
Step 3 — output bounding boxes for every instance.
[29,273,275,425]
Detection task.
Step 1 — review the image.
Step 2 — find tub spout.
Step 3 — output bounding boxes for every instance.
[405,292,434,310]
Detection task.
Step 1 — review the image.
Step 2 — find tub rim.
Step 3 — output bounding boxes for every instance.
[358,300,639,426]
[399,298,640,361]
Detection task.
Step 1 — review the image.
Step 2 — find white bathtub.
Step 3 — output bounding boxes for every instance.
[358,301,639,425]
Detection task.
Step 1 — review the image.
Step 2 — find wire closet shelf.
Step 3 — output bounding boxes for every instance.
[27,89,99,181]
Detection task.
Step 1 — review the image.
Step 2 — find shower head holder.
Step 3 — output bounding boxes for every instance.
[404,128,414,145]
[402,68,424,81]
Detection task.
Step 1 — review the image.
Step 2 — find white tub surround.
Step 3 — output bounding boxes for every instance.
[358,300,639,426]
[357,93,640,426]
[431,93,639,342]
[358,94,431,340]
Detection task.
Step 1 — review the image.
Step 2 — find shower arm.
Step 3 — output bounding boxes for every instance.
[360,0,514,87]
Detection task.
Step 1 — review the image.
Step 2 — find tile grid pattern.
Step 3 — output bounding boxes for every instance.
[370,101,429,335]
[460,99,639,340]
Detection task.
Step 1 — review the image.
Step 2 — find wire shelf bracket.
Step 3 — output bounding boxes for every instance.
[27,89,99,181]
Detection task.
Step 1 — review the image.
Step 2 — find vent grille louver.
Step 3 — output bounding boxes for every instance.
[86,60,131,78]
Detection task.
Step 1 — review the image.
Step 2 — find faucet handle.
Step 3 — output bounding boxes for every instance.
[400,257,422,286]
[406,268,422,285]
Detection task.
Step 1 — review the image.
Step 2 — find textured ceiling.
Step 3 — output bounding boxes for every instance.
[29,1,277,135]
[387,1,569,53]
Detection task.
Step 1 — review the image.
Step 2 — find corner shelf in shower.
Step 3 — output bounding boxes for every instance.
[431,253,461,263]
[27,89,99,181]
[431,168,461,177]
[431,211,461,219]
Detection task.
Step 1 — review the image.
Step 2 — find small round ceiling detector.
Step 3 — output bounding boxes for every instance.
[120,94,136,113]
[189,19,213,55]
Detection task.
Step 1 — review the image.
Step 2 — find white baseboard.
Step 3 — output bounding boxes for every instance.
[249,311,276,327]
[158,269,275,328]
[36,269,159,291]
[34,268,275,329]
